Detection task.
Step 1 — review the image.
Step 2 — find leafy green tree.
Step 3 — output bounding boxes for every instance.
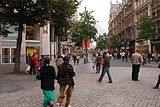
[70,7,97,63]
[138,14,157,39]
[96,33,108,50]
[110,35,120,49]
[0,0,79,73]
[50,0,79,51]
[0,0,53,73]
[70,7,97,47]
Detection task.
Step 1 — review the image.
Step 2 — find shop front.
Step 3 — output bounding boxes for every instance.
[26,41,40,60]
[135,40,151,53]
[151,38,160,54]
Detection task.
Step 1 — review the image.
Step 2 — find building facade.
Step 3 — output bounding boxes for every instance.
[109,0,160,54]
[0,23,57,64]
[0,10,78,64]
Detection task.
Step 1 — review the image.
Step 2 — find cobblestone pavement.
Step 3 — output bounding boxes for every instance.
[0,58,160,107]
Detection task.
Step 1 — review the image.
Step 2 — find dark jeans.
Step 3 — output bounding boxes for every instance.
[96,63,101,73]
[132,64,140,81]
[98,66,112,82]
[154,74,160,88]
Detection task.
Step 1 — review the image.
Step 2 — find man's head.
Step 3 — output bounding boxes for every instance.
[44,57,50,66]
[63,56,70,63]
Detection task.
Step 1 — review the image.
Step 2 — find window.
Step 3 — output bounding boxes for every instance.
[2,48,16,63]
[157,10,160,16]
[2,48,10,63]
[11,48,16,63]
[152,12,156,17]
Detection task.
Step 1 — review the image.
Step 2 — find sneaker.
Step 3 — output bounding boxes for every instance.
[153,86,158,89]
[108,81,112,83]
[97,80,101,82]
[57,103,61,106]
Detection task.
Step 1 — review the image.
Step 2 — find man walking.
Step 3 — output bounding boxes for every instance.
[98,53,113,83]
[96,53,102,73]
[130,50,143,81]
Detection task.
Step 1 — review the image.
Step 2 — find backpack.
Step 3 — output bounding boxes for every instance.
[96,56,102,63]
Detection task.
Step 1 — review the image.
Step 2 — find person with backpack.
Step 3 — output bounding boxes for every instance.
[36,57,56,107]
[96,53,102,73]
[56,56,75,107]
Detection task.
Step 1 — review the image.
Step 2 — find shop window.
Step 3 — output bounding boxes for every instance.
[11,48,16,63]
[157,10,160,16]
[152,12,156,17]
[26,26,35,40]
[2,48,10,63]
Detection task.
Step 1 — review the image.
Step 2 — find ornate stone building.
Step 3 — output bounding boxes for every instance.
[109,0,160,54]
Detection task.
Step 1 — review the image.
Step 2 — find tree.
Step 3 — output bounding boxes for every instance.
[138,14,157,39]
[70,7,97,62]
[70,7,97,45]
[96,33,109,50]
[1,0,80,73]
[50,0,79,52]
[110,35,120,50]
[0,0,79,73]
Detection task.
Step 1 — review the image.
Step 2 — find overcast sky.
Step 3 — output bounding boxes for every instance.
[78,0,122,35]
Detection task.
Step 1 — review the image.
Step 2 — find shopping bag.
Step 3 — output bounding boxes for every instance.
[25,65,30,74]
[99,60,104,65]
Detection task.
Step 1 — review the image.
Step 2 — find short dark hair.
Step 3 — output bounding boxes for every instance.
[63,56,69,63]
[44,57,50,65]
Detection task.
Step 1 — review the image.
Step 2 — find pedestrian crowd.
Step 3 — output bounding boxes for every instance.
[92,50,160,89]
[25,50,160,107]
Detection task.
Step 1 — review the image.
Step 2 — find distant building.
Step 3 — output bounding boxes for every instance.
[108,0,160,54]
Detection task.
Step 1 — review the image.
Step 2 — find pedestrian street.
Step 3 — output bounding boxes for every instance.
[0,58,160,107]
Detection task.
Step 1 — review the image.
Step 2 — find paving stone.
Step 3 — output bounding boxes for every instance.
[0,58,160,107]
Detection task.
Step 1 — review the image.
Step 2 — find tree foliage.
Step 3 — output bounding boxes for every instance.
[0,0,79,73]
[51,0,79,51]
[96,33,108,50]
[110,35,120,49]
[70,7,97,46]
[138,14,157,39]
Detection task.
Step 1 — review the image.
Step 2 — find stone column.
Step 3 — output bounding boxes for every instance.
[20,24,26,64]
[0,36,2,64]
[148,39,151,53]
[40,22,51,58]
[148,2,151,16]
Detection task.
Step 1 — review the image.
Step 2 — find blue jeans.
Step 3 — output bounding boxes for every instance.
[98,66,112,82]
[96,63,101,73]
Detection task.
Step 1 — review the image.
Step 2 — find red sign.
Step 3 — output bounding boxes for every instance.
[82,39,90,48]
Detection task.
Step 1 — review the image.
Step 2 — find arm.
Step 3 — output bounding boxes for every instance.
[51,66,56,79]
[68,64,75,77]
